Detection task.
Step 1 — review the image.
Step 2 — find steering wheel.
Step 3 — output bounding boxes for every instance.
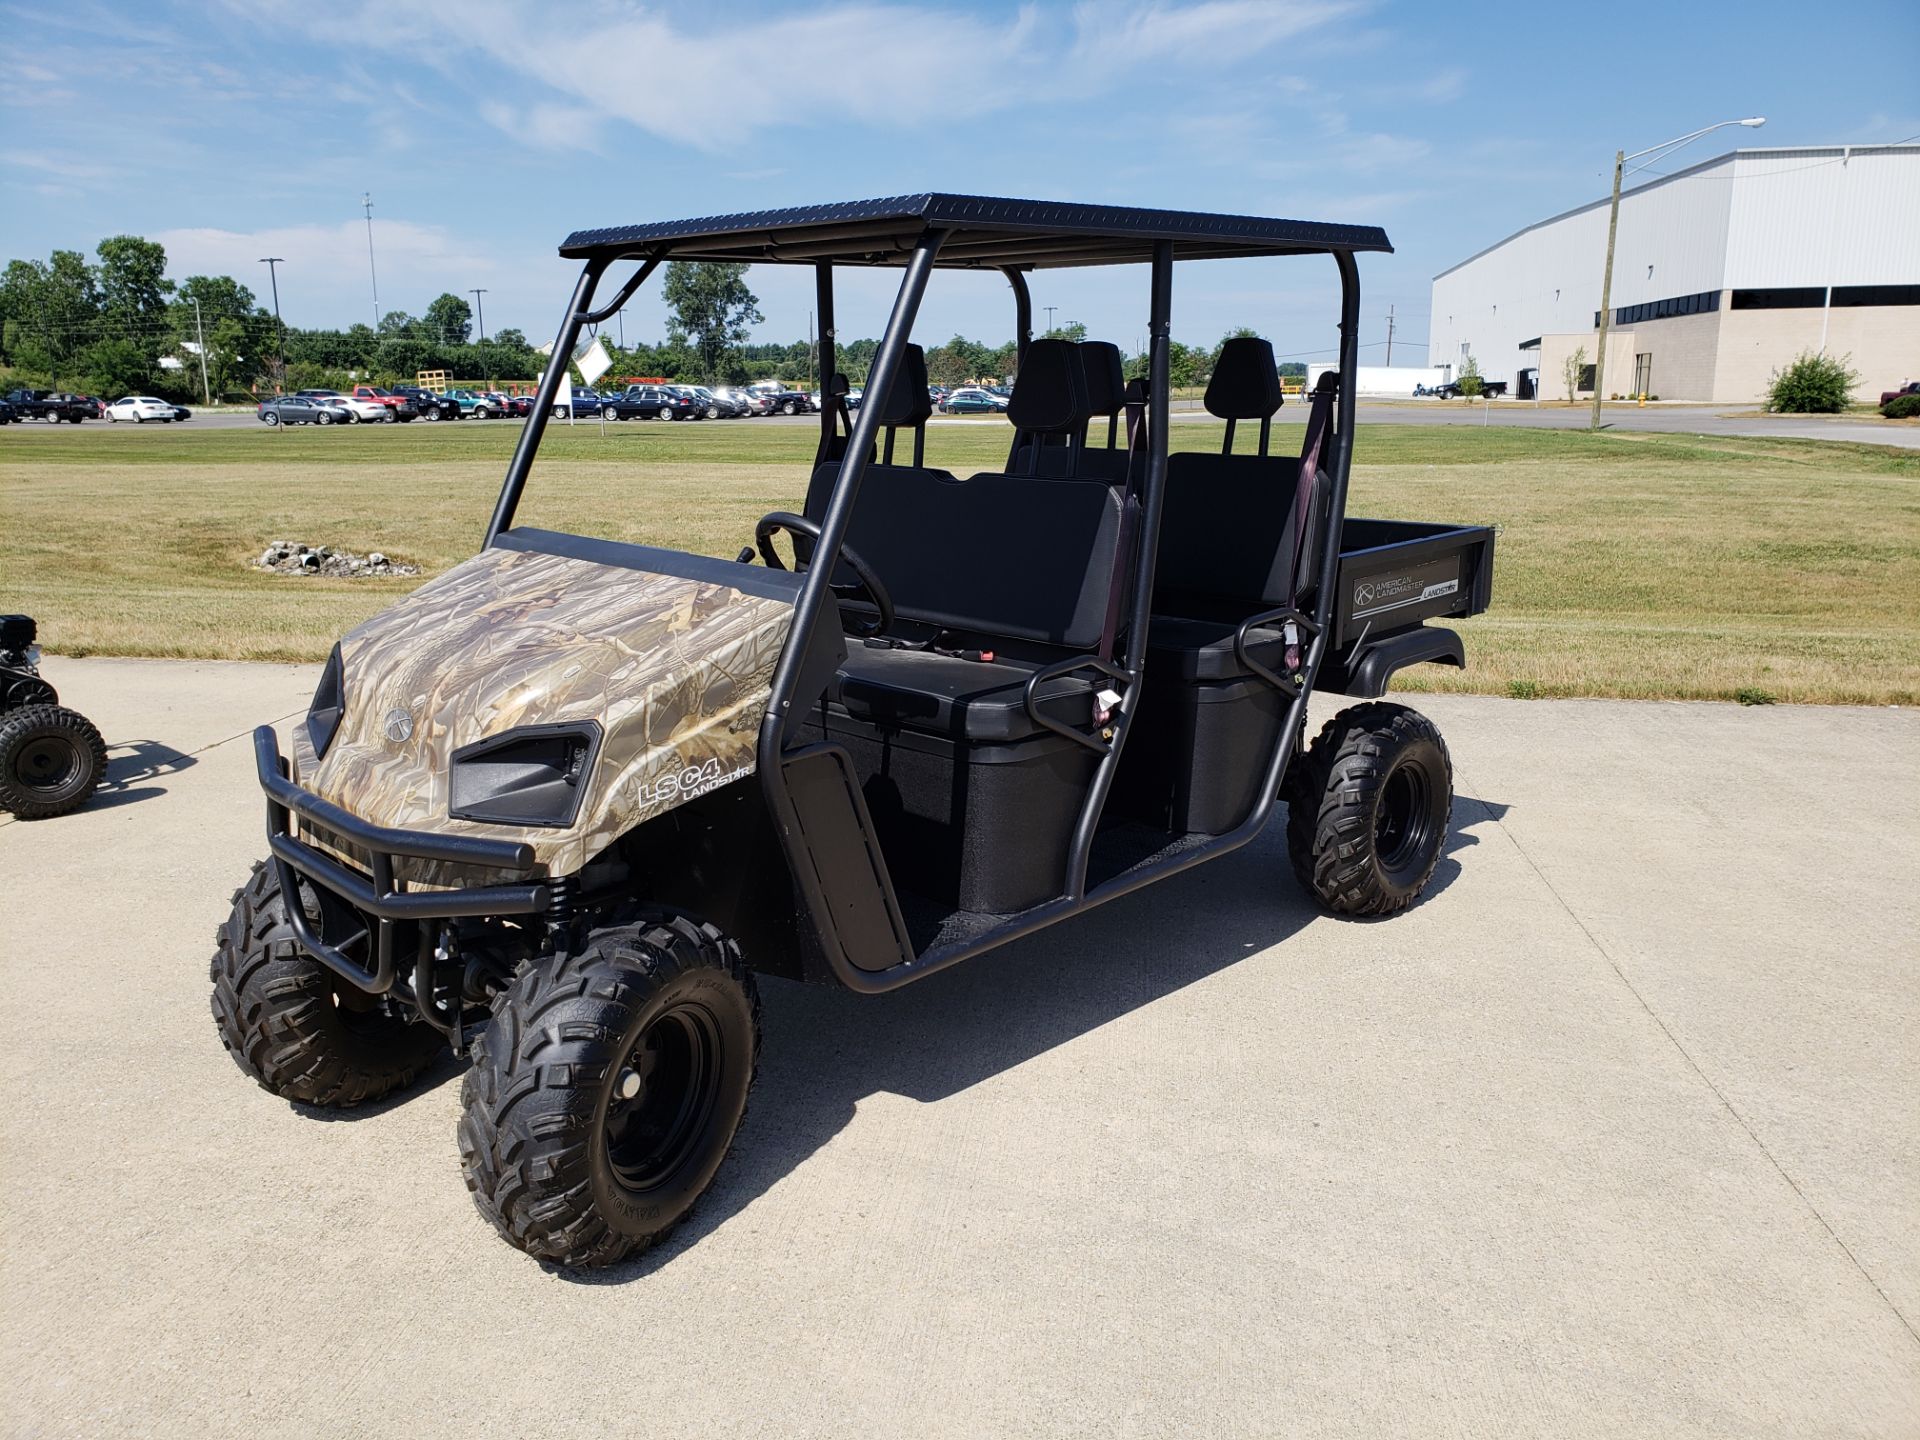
[753,512,895,638]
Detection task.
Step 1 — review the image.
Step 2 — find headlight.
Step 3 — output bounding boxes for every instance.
[308,644,345,759]
[449,723,600,827]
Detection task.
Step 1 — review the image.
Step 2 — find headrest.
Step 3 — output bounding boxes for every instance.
[1077,341,1124,416]
[1312,369,1340,397]
[828,372,850,397]
[1007,338,1089,433]
[1205,336,1283,420]
[872,344,931,427]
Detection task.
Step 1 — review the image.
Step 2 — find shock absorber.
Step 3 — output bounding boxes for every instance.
[545,874,577,957]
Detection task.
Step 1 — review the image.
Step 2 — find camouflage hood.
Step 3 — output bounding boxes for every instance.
[294,539,795,881]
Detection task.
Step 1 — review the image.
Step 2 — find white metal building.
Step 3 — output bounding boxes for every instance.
[1429,145,1920,403]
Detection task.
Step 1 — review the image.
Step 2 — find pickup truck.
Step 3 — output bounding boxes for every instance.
[1880,380,1919,406]
[3,390,94,423]
[390,385,461,421]
[350,386,420,420]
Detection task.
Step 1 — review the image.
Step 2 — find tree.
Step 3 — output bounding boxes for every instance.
[75,338,154,398]
[661,261,763,381]
[378,310,417,337]
[421,293,472,345]
[1766,350,1856,413]
[492,327,529,350]
[1561,345,1587,404]
[0,250,101,383]
[95,235,173,333]
[1457,353,1483,398]
[1040,321,1087,342]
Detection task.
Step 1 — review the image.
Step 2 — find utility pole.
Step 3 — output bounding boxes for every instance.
[807,310,815,390]
[1589,149,1624,431]
[192,296,211,406]
[363,193,379,330]
[470,288,488,342]
[258,258,285,388]
[1044,305,1057,335]
[1385,304,1395,366]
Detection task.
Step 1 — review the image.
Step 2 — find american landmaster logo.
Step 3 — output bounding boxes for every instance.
[1353,574,1459,616]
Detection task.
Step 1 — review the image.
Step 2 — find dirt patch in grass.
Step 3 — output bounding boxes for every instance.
[3,419,1915,702]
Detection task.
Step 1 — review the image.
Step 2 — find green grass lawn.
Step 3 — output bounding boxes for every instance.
[3,416,1916,704]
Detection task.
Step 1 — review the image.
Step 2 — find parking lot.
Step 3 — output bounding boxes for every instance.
[2,657,1913,1437]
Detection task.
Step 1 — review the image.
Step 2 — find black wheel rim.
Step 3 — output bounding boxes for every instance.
[604,1002,723,1193]
[1375,761,1436,882]
[15,736,79,792]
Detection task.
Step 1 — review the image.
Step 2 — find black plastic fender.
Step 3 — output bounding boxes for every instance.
[1315,625,1465,698]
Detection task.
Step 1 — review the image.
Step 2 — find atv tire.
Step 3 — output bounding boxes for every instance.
[210,860,442,1106]
[1286,701,1452,916]
[0,703,106,818]
[459,913,759,1268]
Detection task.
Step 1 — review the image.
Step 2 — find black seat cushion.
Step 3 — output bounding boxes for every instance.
[1206,337,1283,419]
[831,647,1095,742]
[1146,615,1288,683]
[1156,450,1312,607]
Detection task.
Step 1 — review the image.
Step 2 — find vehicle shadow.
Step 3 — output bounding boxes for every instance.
[85,739,198,811]
[559,790,1507,1284]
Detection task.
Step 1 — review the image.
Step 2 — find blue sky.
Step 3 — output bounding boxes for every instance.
[4,0,1915,367]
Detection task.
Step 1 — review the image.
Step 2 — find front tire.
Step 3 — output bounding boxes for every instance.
[1285,701,1452,916]
[0,704,106,818]
[209,861,442,1106]
[459,913,759,1268]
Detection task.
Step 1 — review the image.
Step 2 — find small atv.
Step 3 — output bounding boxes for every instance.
[0,615,107,819]
[212,194,1495,1268]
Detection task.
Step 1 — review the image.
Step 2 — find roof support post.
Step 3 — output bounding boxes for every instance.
[1060,238,1174,900]
[485,258,606,546]
[1003,267,1032,371]
[814,261,836,467]
[1317,249,1362,603]
[766,231,947,756]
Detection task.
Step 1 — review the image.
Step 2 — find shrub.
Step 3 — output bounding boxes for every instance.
[1765,351,1856,413]
[1882,393,1920,420]
[1734,687,1776,707]
[1561,345,1587,403]
[1506,679,1540,700]
[1457,354,1483,399]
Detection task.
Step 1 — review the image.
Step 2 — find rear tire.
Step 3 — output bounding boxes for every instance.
[1285,701,1452,916]
[0,704,106,818]
[459,912,759,1268]
[209,860,442,1107]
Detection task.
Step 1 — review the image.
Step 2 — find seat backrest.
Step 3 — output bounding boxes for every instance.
[1072,340,1137,485]
[1155,337,1331,612]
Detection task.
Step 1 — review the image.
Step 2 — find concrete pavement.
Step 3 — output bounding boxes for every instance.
[2,658,1916,1437]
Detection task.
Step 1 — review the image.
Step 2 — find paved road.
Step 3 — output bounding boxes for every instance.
[2,658,1914,1437]
[9,402,1918,446]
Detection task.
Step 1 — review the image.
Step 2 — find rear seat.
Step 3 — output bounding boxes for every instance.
[1147,337,1335,678]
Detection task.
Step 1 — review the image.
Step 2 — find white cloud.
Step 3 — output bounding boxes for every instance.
[252,0,1355,150]
[154,220,508,323]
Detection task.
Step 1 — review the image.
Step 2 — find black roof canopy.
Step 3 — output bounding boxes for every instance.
[560,193,1392,269]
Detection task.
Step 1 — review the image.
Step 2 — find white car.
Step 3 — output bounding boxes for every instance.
[106,395,179,423]
[336,395,395,423]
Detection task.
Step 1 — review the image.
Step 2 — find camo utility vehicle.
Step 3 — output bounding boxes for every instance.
[0,615,106,818]
[213,195,1494,1268]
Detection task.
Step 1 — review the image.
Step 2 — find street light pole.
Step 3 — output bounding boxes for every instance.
[363,193,379,330]
[470,288,488,342]
[1590,116,1764,430]
[1044,305,1056,335]
[258,257,285,388]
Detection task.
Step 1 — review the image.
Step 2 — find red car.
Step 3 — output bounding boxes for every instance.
[1880,380,1918,406]
[351,385,420,420]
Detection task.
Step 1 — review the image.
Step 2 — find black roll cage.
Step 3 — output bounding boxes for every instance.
[482,197,1379,995]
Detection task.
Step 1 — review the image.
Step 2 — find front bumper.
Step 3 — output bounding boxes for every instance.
[255,725,550,992]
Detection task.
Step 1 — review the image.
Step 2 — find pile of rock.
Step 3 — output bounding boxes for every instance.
[253,541,421,578]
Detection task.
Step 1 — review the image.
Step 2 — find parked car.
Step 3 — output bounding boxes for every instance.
[351,385,421,421]
[297,389,391,423]
[708,386,765,415]
[0,399,16,424]
[171,404,193,421]
[392,385,460,421]
[673,385,744,419]
[503,394,535,418]
[749,385,813,415]
[79,395,108,419]
[606,385,700,421]
[105,395,180,423]
[3,390,93,423]
[941,387,1008,414]
[258,395,351,426]
[552,389,604,419]
[447,389,504,418]
[1880,380,1919,406]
